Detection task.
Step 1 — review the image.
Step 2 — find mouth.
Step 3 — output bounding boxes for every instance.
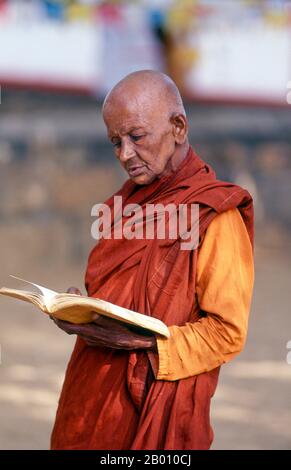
[127,165,145,177]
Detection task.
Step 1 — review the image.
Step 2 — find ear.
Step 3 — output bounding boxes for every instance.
[170,113,188,144]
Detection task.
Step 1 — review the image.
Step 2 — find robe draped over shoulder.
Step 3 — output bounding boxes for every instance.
[51,147,254,450]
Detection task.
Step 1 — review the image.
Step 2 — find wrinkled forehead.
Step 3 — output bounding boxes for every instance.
[103,91,168,134]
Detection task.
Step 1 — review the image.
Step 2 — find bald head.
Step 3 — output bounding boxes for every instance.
[102,70,186,119]
[102,70,189,185]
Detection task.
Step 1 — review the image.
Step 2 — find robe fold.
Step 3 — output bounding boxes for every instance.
[51,146,253,450]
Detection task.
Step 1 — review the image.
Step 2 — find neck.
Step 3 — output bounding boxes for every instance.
[171,141,190,171]
[161,141,190,178]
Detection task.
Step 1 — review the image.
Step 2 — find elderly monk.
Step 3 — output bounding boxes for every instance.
[51,70,254,450]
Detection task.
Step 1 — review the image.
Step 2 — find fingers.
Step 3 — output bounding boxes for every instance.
[66,286,82,295]
[78,334,99,347]
[50,315,63,326]
[91,313,101,322]
[59,322,99,338]
[52,318,80,335]
[92,315,125,329]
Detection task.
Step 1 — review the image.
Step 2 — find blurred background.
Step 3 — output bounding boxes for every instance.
[0,0,291,450]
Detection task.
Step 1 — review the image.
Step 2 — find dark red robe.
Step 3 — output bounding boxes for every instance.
[51,147,253,450]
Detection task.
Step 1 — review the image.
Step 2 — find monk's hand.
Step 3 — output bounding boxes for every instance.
[51,287,157,350]
[66,286,82,295]
[52,314,157,351]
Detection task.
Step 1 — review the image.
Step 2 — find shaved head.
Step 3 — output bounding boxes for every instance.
[103,70,186,119]
[102,70,189,185]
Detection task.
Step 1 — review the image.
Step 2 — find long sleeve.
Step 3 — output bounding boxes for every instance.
[153,208,254,381]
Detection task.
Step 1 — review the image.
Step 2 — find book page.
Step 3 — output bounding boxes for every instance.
[51,294,170,337]
[9,275,58,309]
[0,288,48,312]
[1,277,170,337]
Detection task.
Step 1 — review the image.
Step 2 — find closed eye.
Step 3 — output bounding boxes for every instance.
[130,135,144,142]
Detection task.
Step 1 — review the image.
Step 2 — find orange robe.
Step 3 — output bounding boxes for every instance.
[152,208,254,380]
[51,147,254,450]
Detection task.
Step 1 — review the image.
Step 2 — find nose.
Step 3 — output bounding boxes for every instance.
[119,139,135,164]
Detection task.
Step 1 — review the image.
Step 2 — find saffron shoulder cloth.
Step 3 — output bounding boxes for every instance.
[51,147,253,450]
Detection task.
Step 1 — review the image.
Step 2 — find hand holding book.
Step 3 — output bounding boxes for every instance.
[52,286,158,351]
[0,276,170,342]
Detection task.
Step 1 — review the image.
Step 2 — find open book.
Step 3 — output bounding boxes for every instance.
[0,276,170,338]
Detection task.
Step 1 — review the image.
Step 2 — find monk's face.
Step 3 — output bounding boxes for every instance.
[103,97,179,185]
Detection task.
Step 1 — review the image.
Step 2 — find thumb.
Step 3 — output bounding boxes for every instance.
[67,286,82,296]
[92,313,101,322]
